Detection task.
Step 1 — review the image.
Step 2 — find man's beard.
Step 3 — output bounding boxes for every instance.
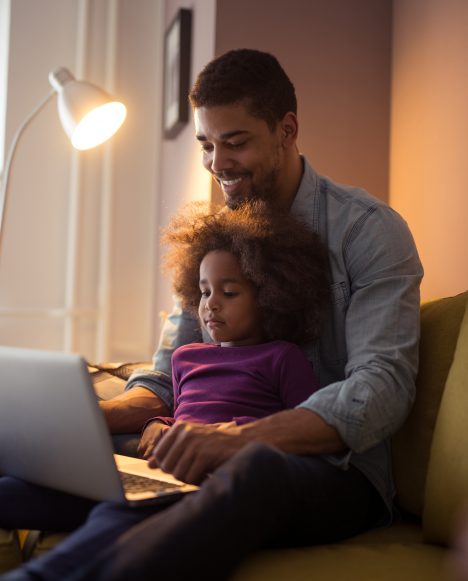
[225,161,281,210]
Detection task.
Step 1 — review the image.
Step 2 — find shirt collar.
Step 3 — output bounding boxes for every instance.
[290,156,320,233]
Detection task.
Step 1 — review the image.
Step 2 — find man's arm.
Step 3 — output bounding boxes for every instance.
[100,387,169,433]
[102,300,202,434]
[149,408,345,484]
[300,205,424,453]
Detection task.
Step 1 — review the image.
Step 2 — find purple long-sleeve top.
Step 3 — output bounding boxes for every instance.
[150,340,319,427]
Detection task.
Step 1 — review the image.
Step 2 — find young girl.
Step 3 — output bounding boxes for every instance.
[144,200,330,439]
[0,202,330,581]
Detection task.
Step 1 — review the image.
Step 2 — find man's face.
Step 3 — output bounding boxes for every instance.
[194,103,286,209]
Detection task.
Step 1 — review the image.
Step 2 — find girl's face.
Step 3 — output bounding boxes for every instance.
[198,250,263,347]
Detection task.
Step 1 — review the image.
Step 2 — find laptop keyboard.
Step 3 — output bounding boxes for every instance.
[119,471,183,494]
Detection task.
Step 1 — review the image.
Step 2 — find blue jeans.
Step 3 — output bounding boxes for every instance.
[0,443,386,580]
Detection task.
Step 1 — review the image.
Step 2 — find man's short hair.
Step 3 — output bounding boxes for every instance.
[189,49,297,130]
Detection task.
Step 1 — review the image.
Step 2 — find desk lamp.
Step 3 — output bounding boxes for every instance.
[0,67,127,253]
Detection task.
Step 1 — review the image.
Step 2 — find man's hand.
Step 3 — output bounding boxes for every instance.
[148,409,345,485]
[148,421,245,484]
[99,387,169,433]
[138,420,171,459]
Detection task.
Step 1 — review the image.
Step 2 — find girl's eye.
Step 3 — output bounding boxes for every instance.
[200,290,210,298]
[224,291,238,297]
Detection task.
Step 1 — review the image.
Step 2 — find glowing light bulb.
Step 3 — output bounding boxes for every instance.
[71,102,127,150]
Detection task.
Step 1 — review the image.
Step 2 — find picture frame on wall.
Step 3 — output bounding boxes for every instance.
[163,8,192,139]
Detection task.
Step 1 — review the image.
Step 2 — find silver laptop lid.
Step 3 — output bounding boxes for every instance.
[0,347,125,502]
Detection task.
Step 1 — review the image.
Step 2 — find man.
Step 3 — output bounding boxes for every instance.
[0,49,423,581]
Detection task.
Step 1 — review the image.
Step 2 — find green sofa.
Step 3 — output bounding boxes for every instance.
[1,291,467,579]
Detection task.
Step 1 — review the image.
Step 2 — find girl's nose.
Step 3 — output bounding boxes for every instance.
[206,295,220,311]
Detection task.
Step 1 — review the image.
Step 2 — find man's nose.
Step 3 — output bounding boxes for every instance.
[210,147,233,174]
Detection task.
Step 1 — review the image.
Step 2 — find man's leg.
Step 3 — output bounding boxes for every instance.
[70,442,387,581]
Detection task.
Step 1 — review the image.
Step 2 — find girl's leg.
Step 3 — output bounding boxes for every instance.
[20,502,160,581]
[0,477,96,532]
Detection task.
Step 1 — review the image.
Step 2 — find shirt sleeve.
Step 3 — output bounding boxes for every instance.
[277,343,320,408]
[125,298,202,413]
[299,206,423,453]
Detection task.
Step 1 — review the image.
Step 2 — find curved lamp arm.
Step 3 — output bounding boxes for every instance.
[0,88,56,251]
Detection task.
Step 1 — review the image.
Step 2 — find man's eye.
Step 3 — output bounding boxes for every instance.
[227,142,245,150]
[200,143,213,153]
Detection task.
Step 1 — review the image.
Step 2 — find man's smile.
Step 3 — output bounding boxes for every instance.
[215,174,248,194]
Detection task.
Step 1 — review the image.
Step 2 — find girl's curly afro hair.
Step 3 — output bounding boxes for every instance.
[161,200,330,344]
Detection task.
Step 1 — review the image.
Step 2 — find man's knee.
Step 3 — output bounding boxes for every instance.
[232,442,286,469]
[214,442,290,494]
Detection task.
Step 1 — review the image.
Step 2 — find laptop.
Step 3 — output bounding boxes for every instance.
[0,346,199,506]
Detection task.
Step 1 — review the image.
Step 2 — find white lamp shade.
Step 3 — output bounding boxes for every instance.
[48,68,127,150]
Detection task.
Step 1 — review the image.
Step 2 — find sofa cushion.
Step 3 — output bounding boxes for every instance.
[231,523,446,580]
[391,291,468,517]
[423,293,468,544]
[0,529,22,573]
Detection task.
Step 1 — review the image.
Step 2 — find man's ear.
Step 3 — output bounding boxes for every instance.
[280,112,298,146]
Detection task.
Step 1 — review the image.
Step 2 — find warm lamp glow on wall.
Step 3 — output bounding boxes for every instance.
[0,67,127,252]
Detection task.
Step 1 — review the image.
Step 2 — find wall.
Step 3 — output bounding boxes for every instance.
[0,0,10,167]
[101,0,164,361]
[1,0,83,352]
[153,0,216,325]
[390,0,468,299]
[214,0,392,201]
[0,0,164,362]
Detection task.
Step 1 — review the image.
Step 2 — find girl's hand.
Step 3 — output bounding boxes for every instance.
[138,421,171,459]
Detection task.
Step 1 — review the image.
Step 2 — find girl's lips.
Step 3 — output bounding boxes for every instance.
[206,320,224,328]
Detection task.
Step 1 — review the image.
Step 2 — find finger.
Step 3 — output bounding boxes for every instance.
[141,442,155,460]
[139,422,166,459]
[152,422,186,464]
[153,424,202,478]
[154,430,189,475]
[181,453,213,485]
[146,428,170,468]
[137,438,148,459]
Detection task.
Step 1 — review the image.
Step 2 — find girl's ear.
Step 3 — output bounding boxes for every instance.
[280,112,298,146]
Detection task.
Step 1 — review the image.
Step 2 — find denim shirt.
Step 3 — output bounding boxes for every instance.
[127,158,423,517]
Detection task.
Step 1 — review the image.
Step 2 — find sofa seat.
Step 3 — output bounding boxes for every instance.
[0,530,21,572]
[232,522,447,580]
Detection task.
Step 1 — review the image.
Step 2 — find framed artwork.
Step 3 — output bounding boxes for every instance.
[163,8,192,139]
